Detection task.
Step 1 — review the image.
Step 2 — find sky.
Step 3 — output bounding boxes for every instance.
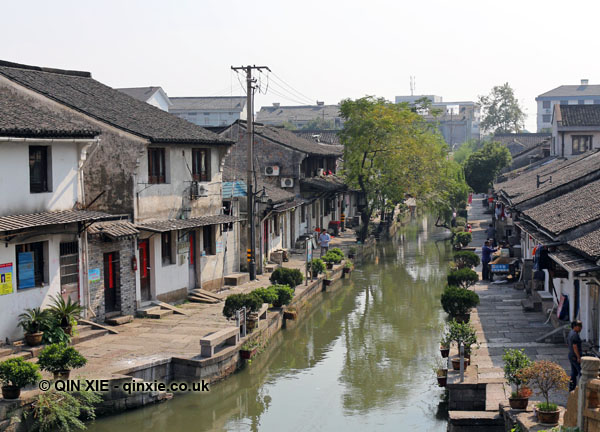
[3,0,600,132]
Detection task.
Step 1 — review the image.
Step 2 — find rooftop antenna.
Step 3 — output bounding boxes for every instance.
[410,76,415,96]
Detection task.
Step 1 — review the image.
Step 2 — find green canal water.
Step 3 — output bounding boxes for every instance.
[88,217,452,431]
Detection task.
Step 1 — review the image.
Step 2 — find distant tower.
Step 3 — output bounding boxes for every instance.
[410,76,415,96]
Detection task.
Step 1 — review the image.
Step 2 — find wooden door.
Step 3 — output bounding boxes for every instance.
[188,231,197,289]
[139,239,151,301]
[103,252,120,313]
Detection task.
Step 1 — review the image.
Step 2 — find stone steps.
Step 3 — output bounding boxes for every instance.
[447,411,504,432]
[105,315,134,326]
[223,273,250,286]
[137,306,174,319]
[72,325,109,344]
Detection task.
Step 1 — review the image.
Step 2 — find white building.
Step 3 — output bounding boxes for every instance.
[117,86,172,112]
[169,96,247,127]
[551,104,600,157]
[536,80,600,132]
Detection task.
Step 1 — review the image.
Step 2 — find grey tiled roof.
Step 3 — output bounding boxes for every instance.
[0,210,110,232]
[137,214,243,232]
[538,85,600,98]
[116,86,162,103]
[253,123,342,156]
[300,175,346,192]
[548,250,600,274]
[88,220,139,239]
[569,228,600,260]
[0,85,99,138]
[0,60,231,145]
[257,104,341,123]
[558,105,600,127]
[522,178,600,236]
[492,133,551,155]
[170,97,246,112]
[293,130,341,145]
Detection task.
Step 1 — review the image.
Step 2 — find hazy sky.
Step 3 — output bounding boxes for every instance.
[3,0,600,132]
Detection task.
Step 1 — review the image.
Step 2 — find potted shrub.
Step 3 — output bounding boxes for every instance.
[343,260,354,275]
[448,320,477,370]
[329,248,345,259]
[38,343,87,380]
[348,247,357,259]
[517,360,569,425]
[240,340,260,360]
[452,231,472,250]
[322,251,341,269]
[222,292,263,318]
[503,348,532,410]
[307,259,326,278]
[447,268,479,289]
[49,295,83,336]
[453,251,480,270]
[440,285,480,322]
[271,285,294,308]
[432,358,448,387]
[269,267,303,288]
[0,357,41,399]
[252,287,278,306]
[440,333,451,358]
[18,307,50,346]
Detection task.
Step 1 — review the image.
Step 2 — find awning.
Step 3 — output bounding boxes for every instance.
[549,250,600,275]
[88,220,139,240]
[0,209,111,232]
[137,214,243,233]
[272,199,308,213]
[514,220,554,245]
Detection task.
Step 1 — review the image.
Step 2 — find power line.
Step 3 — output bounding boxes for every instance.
[269,71,316,104]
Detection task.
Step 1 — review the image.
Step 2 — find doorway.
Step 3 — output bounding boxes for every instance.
[188,231,197,289]
[103,252,120,313]
[590,283,599,348]
[139,239,151,301]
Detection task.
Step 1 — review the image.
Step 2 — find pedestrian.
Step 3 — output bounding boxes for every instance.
[481,240,497,282]
[486,223,496,246]
[568,320,583,391]
[319,228,331,257]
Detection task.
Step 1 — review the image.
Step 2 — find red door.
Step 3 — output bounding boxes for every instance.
[139,239,151,301]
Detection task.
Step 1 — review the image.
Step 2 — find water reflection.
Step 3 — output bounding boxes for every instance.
[88,217,452,432]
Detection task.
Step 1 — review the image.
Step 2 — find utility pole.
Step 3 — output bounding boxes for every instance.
[231,65,271,280]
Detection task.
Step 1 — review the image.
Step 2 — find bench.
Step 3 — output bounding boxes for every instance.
[200,327,239,358]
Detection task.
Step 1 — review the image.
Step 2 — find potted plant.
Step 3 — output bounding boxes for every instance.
[0,357,41,399]
[49,295,83,336]
[448,320,477,370]
[37,343,87,380]
[432,358,448,387]
[517,360,569,425]
[240,340,260,360]
[447,268,479,289]
[324,271,333,287]
[453,251,480,270]
[307,259,326,278]
[452,231,472,250]
[348,247,357,259]
[343,260,354,275]
[440,285,480,322]
[440,333,451,358]
[18,307,50,346]
[503,348,532,410]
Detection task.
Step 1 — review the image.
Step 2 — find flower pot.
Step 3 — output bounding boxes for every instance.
[246,319,257,331]
[343,267,352,274]
[324,279,333,287]
[1,385,21,400]
[451,358,468,370]
[53,370,71,380]
[453,314,470,323]
[25,331,43,346]
[348,254,355,259]
[508,397,529,410]
[326,262,334,270]
[283,310,298,320]
[437,376,447,387]
[240,348,257,360]
[537,408,560,425]
[440,347,450,358]
[61,325,73,336]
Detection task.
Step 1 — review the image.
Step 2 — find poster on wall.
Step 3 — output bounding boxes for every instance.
[17,252,34,289]
[88,268,101,282]
[0,263,13,295]
[216,241,224,253]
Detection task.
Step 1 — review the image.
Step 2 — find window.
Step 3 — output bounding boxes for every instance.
[192,149,210,181]
[301,205,306,223]
[16,242,46,289]
[148,148,166,184]
[594,100,600,105]
[579,100,585,105]
[188,112,197,116]
[324,199,330,216]
[274,215,280,235]
[542,114,551,123]
[203,226,215,255]
[312,203,316,219]
[161,232,174,265]
[572,135,592,155]
[29,146,50,193]
[542,101,551,109]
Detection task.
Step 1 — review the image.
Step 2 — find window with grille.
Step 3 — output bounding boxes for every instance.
[148,148,166,184]
[59,241,79,287]
[572,135,592,155]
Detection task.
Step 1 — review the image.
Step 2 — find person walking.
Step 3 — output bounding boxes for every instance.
[568,320,583,391]
[319,229,331,257]
[481,240,496,282]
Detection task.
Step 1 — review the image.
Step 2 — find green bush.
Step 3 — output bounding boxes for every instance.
[26,389,101,432]
[222,293,264,318]
[503,349,532,395]
[18,307,50,334]
[458,209,468,219]
[271,285,294,307]
[0,357,41,388]
[322,251,342,264]
[252,287,278,305]
[329,248,345,259]
[447,268,479,289]
[441,285,480,316]
[307,258,326,276]
[447,319,478,354]
[453,231,472,249]
[270,267,303,288]
[37,343,87,373]
[456,217,467,227]
[453,251,480,269]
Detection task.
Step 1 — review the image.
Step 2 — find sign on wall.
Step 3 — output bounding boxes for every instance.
[88,268,101,282]
[0,263,13,295]
[216,240,224,253]
[17,252,34,289]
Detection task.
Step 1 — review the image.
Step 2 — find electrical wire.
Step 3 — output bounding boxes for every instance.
[269,71,316,104]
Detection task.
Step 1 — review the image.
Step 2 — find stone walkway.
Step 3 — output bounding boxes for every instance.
[467,195,570,407]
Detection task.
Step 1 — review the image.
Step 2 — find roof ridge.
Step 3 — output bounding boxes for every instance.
[0,60,91,78]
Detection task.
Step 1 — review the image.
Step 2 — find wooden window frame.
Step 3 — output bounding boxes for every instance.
[572,135,592,155]
[148,148,166,184]
[29,146,50,193]
[203,226,215,255]
[161,232,173,265]
[192,149,210,182]
[16,241,46,289]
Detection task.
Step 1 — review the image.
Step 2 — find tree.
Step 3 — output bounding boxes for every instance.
[463,141,511,193]
[452,139,482,165]
[423,158,469,228]
[339,97,449,241]
[478,83,526,134]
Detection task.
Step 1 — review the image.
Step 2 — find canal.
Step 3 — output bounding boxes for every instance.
[88,217,452,431]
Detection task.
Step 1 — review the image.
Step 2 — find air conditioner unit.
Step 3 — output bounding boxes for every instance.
[316,168,325,177]
[198,184,208,197]
[281,178,294,188]
[265,166,280,176]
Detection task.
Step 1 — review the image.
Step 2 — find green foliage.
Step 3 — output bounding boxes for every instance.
[538,427,581,432]
[455,217,466,227]
[37,343,87,373]
[479,83,526,134]
[222,293,264,318]
[426,159,470,228]
[453,251,480,269]
[307,259,326,276]
[269,267,303,288]
[49,295,83,327]
[322,251,343,264]
[452,139,483,165]
[0,357,41,388]
[537,402,558,412]
[348,247,357,256]
[18,307,50,334]
[503,349,532,393]
[270,285,294,307]
[463,141,512,193]
[344,260,354,269]
[26,389,101,432]
[42,324,71,345]
[329,248,345,258]
[299,117,335,130]
[452,231,472,249]
[518,360,569,407]
[446,319,478,354]
[447,268,479,289]
[252,287,278,305]
[457,209,468,219]
[441,285,480,316]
